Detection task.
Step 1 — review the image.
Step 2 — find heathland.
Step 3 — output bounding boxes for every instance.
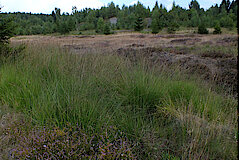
[0,0,239,159]
[0,30,238,159]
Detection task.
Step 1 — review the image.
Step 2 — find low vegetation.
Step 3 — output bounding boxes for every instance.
[198,23,209,34]
[0,44,238,159]
[213,22,222,34]
[0,1,238,159]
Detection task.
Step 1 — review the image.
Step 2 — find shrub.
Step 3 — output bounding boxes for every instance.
[31,25,43,35]
[167,27,176,34]
[167,22,180,34]
[220,16,235,30]
[213,22,222,34]
[57,21,70,34]
[96,17,104,33]
[198,23,209,34]
[103,23,111,35]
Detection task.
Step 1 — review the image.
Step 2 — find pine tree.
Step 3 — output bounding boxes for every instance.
[134,16,144,31]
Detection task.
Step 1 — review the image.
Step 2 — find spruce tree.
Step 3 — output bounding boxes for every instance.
[134,16,144,31]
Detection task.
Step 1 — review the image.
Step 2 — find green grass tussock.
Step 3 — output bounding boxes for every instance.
[0,44,238,159]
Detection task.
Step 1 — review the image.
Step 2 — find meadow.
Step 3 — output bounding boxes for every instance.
[0,32,238,159]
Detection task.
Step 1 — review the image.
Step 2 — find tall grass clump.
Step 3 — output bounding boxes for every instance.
[0,44,238,159]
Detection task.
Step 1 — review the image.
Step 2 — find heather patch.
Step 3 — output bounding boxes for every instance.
[9,125,136,159]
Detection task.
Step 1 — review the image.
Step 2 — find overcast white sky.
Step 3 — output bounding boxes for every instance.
[0,0,222,14]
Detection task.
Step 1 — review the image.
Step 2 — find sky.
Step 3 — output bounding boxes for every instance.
[0,0,223,14]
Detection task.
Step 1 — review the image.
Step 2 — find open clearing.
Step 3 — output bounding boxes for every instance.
[11,33,239,97]
[1,0,239,158]
[0,33,237,159]
[12,33,239,51]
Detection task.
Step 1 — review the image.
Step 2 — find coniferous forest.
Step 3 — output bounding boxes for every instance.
[0,0,239,35]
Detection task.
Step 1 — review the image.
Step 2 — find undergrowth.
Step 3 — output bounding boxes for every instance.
[0,44,238,159]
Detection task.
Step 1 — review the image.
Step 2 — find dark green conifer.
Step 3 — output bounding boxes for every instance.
[134,16,144,31]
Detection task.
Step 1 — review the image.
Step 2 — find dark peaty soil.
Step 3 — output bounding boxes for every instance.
[116,46,238,97]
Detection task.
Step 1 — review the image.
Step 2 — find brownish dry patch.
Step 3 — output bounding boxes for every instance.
[10,33,238,96]
[11,33,237,52]
[170,38,201,45]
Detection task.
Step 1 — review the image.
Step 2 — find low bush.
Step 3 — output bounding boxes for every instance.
[103,23,111,35]
[213,22,222,34]
[167,22,180,34]
[220,16,235,30]
[198,23,209,34]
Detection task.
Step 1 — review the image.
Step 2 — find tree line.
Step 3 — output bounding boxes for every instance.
[0,0,238,35]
